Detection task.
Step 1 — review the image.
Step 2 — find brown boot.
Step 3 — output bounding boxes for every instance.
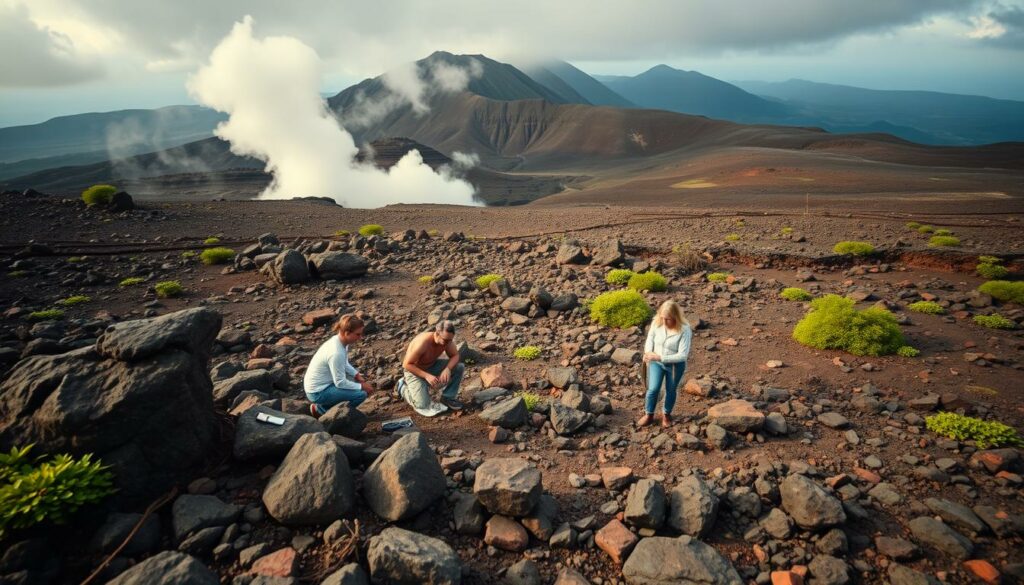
[637,413,654,427]
[661,413,672,428]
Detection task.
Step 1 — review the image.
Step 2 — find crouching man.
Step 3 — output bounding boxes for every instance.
[398,320,465,416]
[304,314,375,417]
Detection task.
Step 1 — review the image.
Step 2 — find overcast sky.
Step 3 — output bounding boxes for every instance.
[2,0,1023,126]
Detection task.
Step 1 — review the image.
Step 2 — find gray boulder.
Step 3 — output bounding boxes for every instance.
[501,297,531,315]
[107,551,219,585]
[550,403,591,435]
[503,559,541,585]
[309,251,369,280]
[233,405,323,461]
[624,479,666,529]
[262,432,354,525]
[622,536,742,585]
[550,293,578,312]
[453,493,487,535]
[322,563,369,585]
[320,402,368,438]
[546,367,578,389]
[908,517,973,560]
[528,286,553,310]
[707,399,764,432]
[555,239,588,265]
[0,308,221,503]
[887,564,940,585]
[479,397,529,429]
[590,239,624,267]
[367,527,461,585]
[171,495,241,542]
[213,369,273,405]
[268,250,309,284]
[667,475,718,537]
[780,474,846,530]
[808,555,850,585]
[362,432,446,521]
[474,458,543,516]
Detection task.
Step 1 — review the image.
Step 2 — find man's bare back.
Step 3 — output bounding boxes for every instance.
[404,330,453,369]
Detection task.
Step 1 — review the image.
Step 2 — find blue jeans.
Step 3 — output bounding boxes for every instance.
[306,383,367,415]
[645,361,686,414]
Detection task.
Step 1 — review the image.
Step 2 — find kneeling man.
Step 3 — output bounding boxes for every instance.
[399,320,465,415]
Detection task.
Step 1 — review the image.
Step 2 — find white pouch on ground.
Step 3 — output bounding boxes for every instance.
[396,377,449,417]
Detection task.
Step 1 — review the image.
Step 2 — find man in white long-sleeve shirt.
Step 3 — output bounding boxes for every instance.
[304,314,375,417]
[639,300,693,428]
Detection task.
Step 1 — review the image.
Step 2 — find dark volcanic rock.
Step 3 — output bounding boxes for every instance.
[367,527,461,585]
[473,458,543,516]
[262,432,355,525]
[106,551,219,585]
[622,536,742,584]
[362,432,446,521]
[233,405,323,461]
[309,251,369,280]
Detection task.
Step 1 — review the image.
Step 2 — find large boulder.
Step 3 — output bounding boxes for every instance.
[622,536,743,585]
[707,399,764,432]
[213,369,273,405]
[367,527,461,585]
[0,308,222,503]
[309,251,369,280]
[267,249,310,284]
[556,239,589,265]
[320,402,368,438]
[262,432,355,525]
[780,474,847,530]
[473,458,543,516]
[478,397,528,429]
[591,239,625,267]
[624,479,666,529]
[171,495,241,542]
[667,475,719,537]
[233,405,323,461]
[550,403,591,435]
[107,551,219,585]
[362,432,446,521]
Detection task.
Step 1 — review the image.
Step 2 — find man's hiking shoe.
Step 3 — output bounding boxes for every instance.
[309,403,322,418]
[395,378,406,400]
[441,397,465,411]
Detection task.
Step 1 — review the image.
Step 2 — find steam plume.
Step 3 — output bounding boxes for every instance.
[187,16,478,207]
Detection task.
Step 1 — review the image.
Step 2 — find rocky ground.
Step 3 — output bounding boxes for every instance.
[0,191,1022,585]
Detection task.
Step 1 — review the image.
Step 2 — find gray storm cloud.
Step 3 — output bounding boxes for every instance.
[186,16,478,208]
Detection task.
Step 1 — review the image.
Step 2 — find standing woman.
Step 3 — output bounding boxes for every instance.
[639,300,692,428]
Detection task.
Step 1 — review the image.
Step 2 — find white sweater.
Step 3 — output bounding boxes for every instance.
[303,336,361,393]
[644,323,692,364]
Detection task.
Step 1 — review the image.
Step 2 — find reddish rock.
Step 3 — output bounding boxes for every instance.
[600,467,634,491]
[251,344,275,359]
[250,547,296,577]
[707,399,765,432]
[484,515,529,552]
[972,449,1019,474]
[302,308,335,327]
[963,559,1000,584]
[480,363,513,388]
[595,519,638,565]
[275,336,298,346]
[247,358,274,370]
[853,467,882,484]
[721,338,739,346]
[488,426,509,443]
[683,378,713,397]
[771,571,804,585]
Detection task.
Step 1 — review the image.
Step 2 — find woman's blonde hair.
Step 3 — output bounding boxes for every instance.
[333,314,364,334]
[653,300,688,331]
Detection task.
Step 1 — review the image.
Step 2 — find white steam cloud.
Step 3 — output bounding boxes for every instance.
[186,16,478,208]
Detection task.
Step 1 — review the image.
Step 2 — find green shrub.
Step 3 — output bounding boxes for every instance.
[334,230,350,237]
[513,345,542,360]
[978,281,1024,304]
[517,391,542,412]
[792,294,905,356]
[781,227,794,235]
[590,290,653,328]
[0,445,115,538]
[200,247,235,265]
[203,236,221,244]
[66,256,86,263]
[973,314,1016,330]
[605,269,636,285]
[978,255,1002,265]
[427,229,440,237]
[475,274,504,289]
[119,277,145,287]
[155,281,184,298]
[925,412,1022,448]
[707,272,729,283]
[780,287,812,301]
[928,235,960,247]
[908,300,945,314]
[418,275,433,284]
[58,295,91,307]
[933,228,952,236]
[977,263,1009,280]
[8,270,27,278]
[917,225,935,234]
[724,233,740,242]
[81,184,117,206]
[358,224,384,237]
[28,309,64,321]
[905,221,922,230]
[833,241,875,256]
[734,219,745,227]
[897,346,920,357]
[627,271,668,292]
[181,251,197,259]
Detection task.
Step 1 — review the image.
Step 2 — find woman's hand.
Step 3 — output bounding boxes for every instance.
[644,352,661,362]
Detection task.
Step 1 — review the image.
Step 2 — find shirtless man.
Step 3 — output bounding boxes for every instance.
[398,320,465,415]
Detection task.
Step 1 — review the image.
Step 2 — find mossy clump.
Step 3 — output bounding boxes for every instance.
[973,314,1016,330]
[180,251,197,259]
[978,281,1024,304]
[928,235,960,247]
[8,270,28,278]
[933,228,953,236]
[475,274,504,289]
[203,236,221,245]
[427,229,440,237]
[976,256,1008,280]
[513,346,542,361]
[706,272,729,283]
[154,281,184,298]
[58,295,91,307]
[897,346,920,357]
[334,230,350,237]
[908,300,945,314]
[780,287,813,301]
[417,275,433,284]
[925,412,1022,448]
[627,271,668,292]
[590,290,653,329]
[66,256,86,263]
[81,184,116,206]
[28,309,64,321]
[605,269,636,285]
[724,233,740,242]
[833,241,875,256]
[200,247,235,265]
[792,294,905,356]
[917,225,935,234]
[781,227,794,235]
[0,445,115,538]
[517,391,543,412]
[119,277,145,287]
[358,224,384,237]
[905,221,922,230]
